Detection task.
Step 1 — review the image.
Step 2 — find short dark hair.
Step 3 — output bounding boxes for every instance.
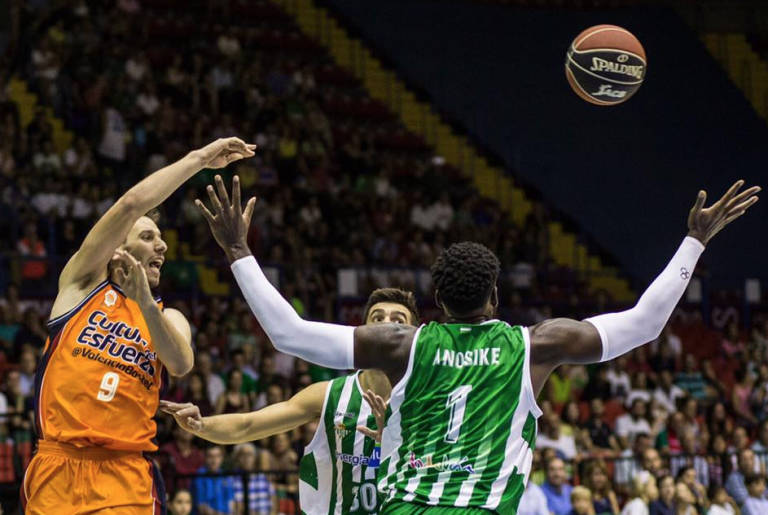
[745,474,765,488]
[363,288,419,325]
[145,208,161,224]
[431,242,500,315]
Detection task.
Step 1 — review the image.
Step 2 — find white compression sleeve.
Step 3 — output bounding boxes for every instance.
[585,236,705,362]
[230,256,355,369]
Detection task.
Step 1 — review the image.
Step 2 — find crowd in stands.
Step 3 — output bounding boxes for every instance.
[0,1,767,514]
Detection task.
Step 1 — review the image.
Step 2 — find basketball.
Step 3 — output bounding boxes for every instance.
[565,24,647,105]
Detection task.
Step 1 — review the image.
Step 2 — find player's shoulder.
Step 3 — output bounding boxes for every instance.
[48,277,111,326]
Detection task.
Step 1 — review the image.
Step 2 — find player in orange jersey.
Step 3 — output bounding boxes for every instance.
[22,137,256,515]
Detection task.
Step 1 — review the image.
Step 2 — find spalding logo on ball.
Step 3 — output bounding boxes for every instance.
[566,24,647,105]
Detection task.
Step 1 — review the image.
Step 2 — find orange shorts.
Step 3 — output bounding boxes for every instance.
[21,440,165,515]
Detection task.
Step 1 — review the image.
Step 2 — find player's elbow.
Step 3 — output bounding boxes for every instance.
[117,191,143,216]
[165,355,194,377]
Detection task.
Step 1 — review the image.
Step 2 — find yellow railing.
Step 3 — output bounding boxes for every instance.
[702,33,768,120]
[273,0,634,301]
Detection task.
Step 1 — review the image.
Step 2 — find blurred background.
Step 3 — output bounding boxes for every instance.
[0,0,767,513]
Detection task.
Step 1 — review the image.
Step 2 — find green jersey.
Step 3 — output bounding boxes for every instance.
[378,321,542,513]
[299,372,382,514]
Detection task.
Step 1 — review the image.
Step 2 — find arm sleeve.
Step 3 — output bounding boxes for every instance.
[230,256,354,370]
[585,236,704,362]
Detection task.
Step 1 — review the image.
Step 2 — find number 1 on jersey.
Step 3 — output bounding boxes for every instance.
[444,385,473,444]
[97,372,120,402]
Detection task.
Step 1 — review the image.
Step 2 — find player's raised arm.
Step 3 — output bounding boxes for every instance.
[160,382,328,444]
[57,138,255,292]
[197,175,414,380]
[529,180,760,393]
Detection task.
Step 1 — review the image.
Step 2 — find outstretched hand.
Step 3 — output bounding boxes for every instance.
[111,250,153,307]
[193,138,256,169]
[357,389,388,443]
[196,175,256,262]
[160,400,204,433]
[687,179,760,246]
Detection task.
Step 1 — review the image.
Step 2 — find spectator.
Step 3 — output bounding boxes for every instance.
[732,368,758,427]
[707,484,738,515]
[583,460,620,515]
[670,431,709,487]
[674,482,697,515]
[17,349,36,397]
[675,465,709,511]
[198,352,226,407]
[615,433,652,490]
[160,424,205,492]
[752,420,768,474]
[215,369,251,415]
[542,457,573,515]
[642,448,667,480]
[193,445,235,515]
[518,478,550,515]
[653,370,685,416]
[708,434,729,487]
[538,412,577,461]
[726,449,757,506]
[186,372,214,417]
[675,355,707,401]
[649,476,675,515]
[741,475,768,515]
[169,489,193,515]
[585,398,621,455]
[615,399,652,450]
[17,221,47,282]
[570,485,595,515]
[707,402,735,442]
[266,433,298,501]
[620,472,658,515]
[231,442,276,515]
[607,356,631,399]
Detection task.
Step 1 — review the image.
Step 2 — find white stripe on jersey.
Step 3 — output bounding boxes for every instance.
[333,376,356,515]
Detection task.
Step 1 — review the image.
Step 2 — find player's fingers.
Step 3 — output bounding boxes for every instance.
[196,199,216,224]
[724,186,760,211]
[243,197,256,227]
[227,137,248,151]
[232,175,241,212]
[214,175,231,208]
[177,407,200,418]
[188,418,202,431]
[726,195,759,217]
[690,190,706,215]
[206,184,224,214]
[356,426,378,439]
[226,152,244,163]
[715,179,744,207]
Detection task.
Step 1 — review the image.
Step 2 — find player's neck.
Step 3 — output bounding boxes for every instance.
[447,314,491,324]
[359,369,392,400]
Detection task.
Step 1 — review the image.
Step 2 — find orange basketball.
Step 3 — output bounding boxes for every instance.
[565,24,647,106]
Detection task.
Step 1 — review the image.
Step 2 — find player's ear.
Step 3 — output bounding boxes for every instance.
[434,290,442,310]
[490,287,499,308]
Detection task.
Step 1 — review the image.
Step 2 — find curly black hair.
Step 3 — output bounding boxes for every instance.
[431,242,500,315]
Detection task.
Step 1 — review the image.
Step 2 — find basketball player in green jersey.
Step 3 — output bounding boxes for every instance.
[197,175,759,514]
[160,287,418,514]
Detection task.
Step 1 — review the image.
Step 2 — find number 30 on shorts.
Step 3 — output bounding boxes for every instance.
[97,372,120,402]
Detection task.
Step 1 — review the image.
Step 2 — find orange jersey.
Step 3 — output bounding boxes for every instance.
[35,280,168,452]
